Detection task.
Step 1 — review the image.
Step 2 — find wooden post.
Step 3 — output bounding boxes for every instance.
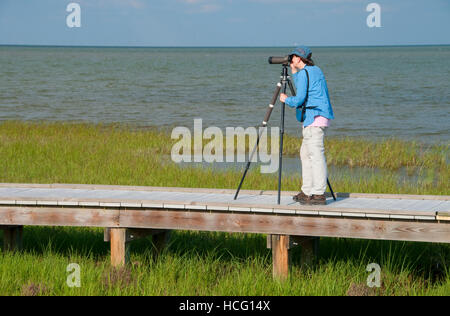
[152,231,171,259]
[268,234,320,278]
[104,228,111,242]
[271,234,290,280]
[110,228,128,267]
[2,226,23,252]
[291,236,319,268]
[107,228,170,266]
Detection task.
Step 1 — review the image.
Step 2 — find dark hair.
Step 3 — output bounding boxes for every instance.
[300,53,315,66]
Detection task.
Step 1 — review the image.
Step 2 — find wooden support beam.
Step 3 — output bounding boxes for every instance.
[104,228,167,243]
[2,226,23,252]
[107,228,171,266]
[268,235,320,276]
[120,210,450,244]
[0,207,120,228]
[151,230,171,259]
[291,236,319,268]
[271,235,290,280]
[1,207,449,244]
[110,228,128,267]
[104,228,111,242]
[127,228,168,243]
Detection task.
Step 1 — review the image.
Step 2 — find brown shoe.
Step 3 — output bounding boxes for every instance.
[293,191,311,205]
[310,194,327,205]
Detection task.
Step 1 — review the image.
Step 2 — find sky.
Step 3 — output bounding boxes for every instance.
[0,0,449,47]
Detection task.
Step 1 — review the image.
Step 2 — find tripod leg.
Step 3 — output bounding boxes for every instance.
[287,79,296,96]
[327,178,337,201]
[277,79,289,205]
[234,127,266,200]
[234,83,282,200]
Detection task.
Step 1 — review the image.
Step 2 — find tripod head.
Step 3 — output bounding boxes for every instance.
[280,63,289,78]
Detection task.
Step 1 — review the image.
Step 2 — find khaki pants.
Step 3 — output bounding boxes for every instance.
[300,126,328,196]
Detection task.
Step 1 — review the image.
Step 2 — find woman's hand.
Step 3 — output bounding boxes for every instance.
[280,93,288,103]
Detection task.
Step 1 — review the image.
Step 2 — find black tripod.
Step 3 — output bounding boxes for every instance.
[234,64,337,205]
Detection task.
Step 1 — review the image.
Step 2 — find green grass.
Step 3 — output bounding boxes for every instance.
[0,228,449,296]
[0,120,449,296]
[0,120,448,195]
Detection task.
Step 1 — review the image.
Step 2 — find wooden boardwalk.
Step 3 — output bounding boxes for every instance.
[0,183,449,279]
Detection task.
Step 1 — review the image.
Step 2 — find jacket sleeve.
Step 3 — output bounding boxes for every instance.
[285,70,308,108]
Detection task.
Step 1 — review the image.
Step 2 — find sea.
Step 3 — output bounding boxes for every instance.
[0,45,449,144]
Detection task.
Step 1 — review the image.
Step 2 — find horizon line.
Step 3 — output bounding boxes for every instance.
[1,43,449,49]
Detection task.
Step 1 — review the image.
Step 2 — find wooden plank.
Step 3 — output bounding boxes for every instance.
[229,206,252,213]
[184,193,221,202]
[437,216,450,222]
[99,202,121,208]
[206,204,229,211]
[366,213,390,219]
[118,209,450,243]
[343,193,450,201]
[388,199,449,211]
[414,216,436,221]
[0,207,120,227]
[273,208,296,215]
[16,200,37,206]
[142,202,164,208]
[0,187,443,216]
[380,199,441,211]
[163,203,186,210]
[0,200,16,205]
[2,226,23,252]
[390,214,415,220]
[0,188,34,195]
[342,212,366,218]
[271,235,290,280]
[251,208,274,214]
[36,200,58,206]
[0,183,448,201]
[120,202,142,208]
[110,228,128,267]
[57,201,79,206]
[296,210,319,216]
[79,201,100,207]
[318,211,342,217]
[185,204,207,211]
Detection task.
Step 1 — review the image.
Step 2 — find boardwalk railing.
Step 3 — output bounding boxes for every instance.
[0,183,449,279]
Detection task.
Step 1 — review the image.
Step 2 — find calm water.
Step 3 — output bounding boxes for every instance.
[0,45,449,143]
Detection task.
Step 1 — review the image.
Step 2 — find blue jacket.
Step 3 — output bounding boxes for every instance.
[285,65,334,127]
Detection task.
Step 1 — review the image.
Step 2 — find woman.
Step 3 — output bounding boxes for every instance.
[280,46,334,205]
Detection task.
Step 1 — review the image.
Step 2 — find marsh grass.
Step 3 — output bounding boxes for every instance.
[0,120,448,296]
[0,228,448,296]
[0,120,448,194]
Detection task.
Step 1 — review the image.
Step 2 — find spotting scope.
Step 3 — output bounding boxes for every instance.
[268,55,293,65]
